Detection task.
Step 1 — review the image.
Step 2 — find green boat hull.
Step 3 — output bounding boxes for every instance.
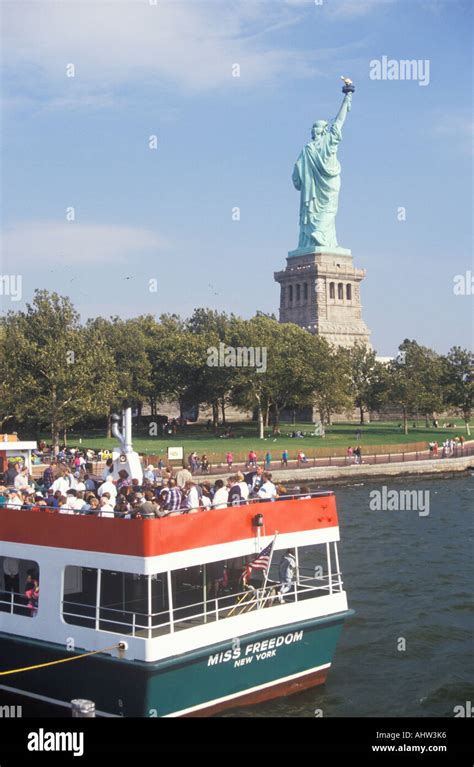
[0,611,352,716]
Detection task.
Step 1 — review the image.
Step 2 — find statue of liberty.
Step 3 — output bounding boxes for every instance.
[292,78,354,250]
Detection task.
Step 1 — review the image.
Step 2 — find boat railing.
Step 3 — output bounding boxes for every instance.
[0,589,36,616]
[0,490,334,518]
[58,573,344,639]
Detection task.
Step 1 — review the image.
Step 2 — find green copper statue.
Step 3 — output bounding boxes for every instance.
[292,77,355,251]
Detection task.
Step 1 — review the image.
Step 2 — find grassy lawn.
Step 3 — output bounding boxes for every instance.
[43,420,471,462]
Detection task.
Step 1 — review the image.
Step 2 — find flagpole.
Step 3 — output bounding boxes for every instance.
[262,531,278,594]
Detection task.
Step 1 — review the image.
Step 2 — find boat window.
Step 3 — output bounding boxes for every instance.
[0,556,40,617]
[63,566,98,629]
[62,566,159,636]
[99,570,150,635]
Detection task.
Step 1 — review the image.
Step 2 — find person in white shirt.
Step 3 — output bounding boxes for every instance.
[185,481,200,512]
[98,479,117,505]
[6,491,22,509]
[51,473,70,496]
[258,472,277,502]
[176,465,193,489]
[99,497,115,518]
[101,459,114,481]
[64,490,86,513]
[59,495,75,514]
[14,468,30,492]
[235,472,249,501]
[143,465,156,483]
[212,480,229,509]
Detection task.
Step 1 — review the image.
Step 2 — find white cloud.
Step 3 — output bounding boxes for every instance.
[1,221,163,268]
[1,0,319,102]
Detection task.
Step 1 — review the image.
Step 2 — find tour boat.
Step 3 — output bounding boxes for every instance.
[0,490,352,717]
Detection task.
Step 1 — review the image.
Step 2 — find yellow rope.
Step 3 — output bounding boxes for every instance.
[226,589,253,617]
[0,643,121,677]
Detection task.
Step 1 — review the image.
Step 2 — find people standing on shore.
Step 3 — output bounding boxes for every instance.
[297,450,308,466]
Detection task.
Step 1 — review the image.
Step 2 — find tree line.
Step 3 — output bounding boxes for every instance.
[0,290,472,445]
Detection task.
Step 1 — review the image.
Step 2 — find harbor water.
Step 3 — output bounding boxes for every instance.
[228,474,474,717]
[3,475,473,719]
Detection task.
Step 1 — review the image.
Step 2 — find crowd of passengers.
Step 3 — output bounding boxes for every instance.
[0,460,312,518]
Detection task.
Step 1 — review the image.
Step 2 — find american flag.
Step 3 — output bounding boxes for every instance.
[243,540,275,582]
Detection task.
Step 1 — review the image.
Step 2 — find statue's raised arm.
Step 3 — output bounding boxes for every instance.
[333,91,352,131]
[333,76,355,131]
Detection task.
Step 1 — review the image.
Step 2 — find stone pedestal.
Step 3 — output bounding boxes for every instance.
[274,247,371,348]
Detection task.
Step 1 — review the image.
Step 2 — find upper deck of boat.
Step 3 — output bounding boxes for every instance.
[0,492,338,557]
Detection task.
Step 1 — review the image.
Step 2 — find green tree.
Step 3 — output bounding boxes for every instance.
[442,347,473,435]
[228,316,323,438]
[312,345,353,426]
[186,308,237,427]
[1,291,118,448]
[149,315,208,421]
[387,339,443,435]
[87,315,154,434]
[345,343,388,424]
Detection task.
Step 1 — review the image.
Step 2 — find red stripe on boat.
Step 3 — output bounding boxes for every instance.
[0,496,338,557]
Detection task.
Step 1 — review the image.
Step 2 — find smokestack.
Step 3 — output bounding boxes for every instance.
[123,407,133,453]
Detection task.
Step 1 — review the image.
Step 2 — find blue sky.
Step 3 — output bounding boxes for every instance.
[1,0,472,355]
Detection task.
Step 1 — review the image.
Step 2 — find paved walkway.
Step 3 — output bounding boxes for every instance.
[31,442,474,484]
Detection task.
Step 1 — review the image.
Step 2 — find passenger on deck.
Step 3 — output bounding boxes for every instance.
[183,481,200,513]
[163,479,182,513]
[98,476,117,506]
[25,571,39,617]
[143,465,156,483]
[227,476,243,506]
[245,465,264,495]
[176,463,192,489]
[212,480,229,509]
[6,490,22,509]
[116,470,132,492]
[101,458,114,481]
[278,550,297,603]
[258,473,277,502]
[99,494,115,517]
[4,462,19,486]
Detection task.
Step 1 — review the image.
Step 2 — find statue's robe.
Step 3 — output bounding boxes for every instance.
[292,122,342,249]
